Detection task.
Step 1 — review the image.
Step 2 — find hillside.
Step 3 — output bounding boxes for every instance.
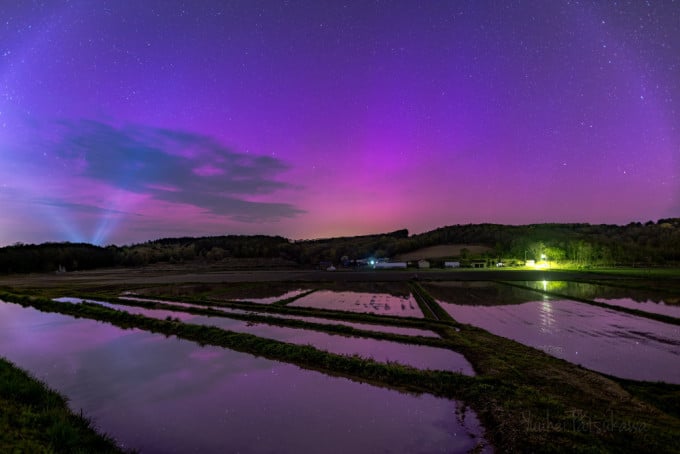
[1,220,679,273]
[394,244,493,261]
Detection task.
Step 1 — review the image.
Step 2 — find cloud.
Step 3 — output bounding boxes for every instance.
[32,198,140,217]
[38,120,304,222]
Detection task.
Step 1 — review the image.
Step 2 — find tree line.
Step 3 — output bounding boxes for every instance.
[1,220,678,274]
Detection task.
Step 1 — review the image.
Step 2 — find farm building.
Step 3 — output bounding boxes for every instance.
[418,260,430,269]
[374,262,407,269]
[444,261,460,268]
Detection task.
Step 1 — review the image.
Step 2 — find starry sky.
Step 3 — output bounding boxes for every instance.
[1,0,679,246]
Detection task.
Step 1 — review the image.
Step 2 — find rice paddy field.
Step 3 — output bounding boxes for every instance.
[1,268,679,453]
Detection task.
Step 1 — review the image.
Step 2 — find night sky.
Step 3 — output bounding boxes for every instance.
[1,1,679,246]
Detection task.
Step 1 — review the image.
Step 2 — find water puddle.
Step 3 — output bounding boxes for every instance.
[0,300,488,453]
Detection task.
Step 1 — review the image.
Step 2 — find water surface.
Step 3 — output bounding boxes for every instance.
[56,298,469,374]
[232,289,308,304]
[522,281,680,318]
[0,300,487,453]
[424,281,551,306]
[290,290,424,317]
[438,298,680,383]
[119,296,437,336]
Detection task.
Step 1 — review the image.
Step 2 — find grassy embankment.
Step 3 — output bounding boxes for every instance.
[0,357,124,453]
[2,287,680,453]
[581,268,680,278]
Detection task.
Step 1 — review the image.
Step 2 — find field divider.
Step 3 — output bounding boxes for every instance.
[495,281,680,326]
[409,283,456,323]
[272,289,317,306]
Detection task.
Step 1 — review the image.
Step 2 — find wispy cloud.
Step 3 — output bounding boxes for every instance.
[31,120,304,222]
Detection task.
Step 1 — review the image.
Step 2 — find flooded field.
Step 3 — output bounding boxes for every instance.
[56,298,470,373]
[0,300,487,453]
[232,289,308,304]
[118,297,439,337]
[135,282,312,304]
[423,281,550,306]
[119,296,252,315]
[248,312,440,338]
[522,281,680,318]
[437,297,680,383]
[289,290,424,317]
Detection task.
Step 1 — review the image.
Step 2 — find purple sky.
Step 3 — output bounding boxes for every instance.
[1,1,678,245]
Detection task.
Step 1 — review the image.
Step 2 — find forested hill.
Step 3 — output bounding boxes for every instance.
[1,221,678,274]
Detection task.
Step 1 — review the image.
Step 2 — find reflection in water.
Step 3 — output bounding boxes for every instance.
[439,299,680,383]
[246,312,440,338]
[539,301,555,334]
[55,298,470,374]
[118,296,440,338]
[290,291,424,318]
[592,298,680,318]
[425,281,549,306]
[0,301,488,453]
[523,281,680,318]
[232,289,308,304]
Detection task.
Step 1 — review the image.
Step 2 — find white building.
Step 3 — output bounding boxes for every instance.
[374,262,407,269]
[418,260,430,269]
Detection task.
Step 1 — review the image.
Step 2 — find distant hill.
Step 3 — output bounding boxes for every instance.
[1,220,679,273]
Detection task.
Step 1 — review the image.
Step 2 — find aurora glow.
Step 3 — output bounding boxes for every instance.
[1,1,678,245]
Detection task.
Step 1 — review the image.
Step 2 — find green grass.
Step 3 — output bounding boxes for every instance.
[409,282,456,322]
[272,288,317,306]
[581,268,680,278]
[0,357,125,453]
[1,288,680,453]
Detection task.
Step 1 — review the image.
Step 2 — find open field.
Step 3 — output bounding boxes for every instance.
[1,266,680,452]
[5,266,679,291]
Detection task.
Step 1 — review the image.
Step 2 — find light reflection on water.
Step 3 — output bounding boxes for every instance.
[539,301,554,334]
[524,281,680,318]
[439,298,680,383]
[0,300,488,454]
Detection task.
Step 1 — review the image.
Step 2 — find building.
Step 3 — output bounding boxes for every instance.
[418,260,430,269]
[374,262,407,269]
[444,261,460,268]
